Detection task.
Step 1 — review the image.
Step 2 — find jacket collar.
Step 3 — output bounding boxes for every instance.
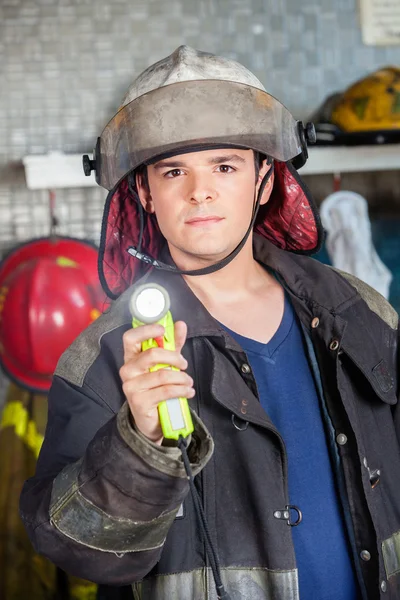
[140,234,360,342]
[129,235,397,406]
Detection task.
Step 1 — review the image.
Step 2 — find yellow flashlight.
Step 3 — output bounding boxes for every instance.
[129,283,194,440]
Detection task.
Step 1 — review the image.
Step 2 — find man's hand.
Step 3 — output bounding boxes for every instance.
[120,321,195,445]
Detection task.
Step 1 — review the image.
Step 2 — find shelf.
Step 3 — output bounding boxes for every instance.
[299,144,400,176]
[22,145,400,190]
[23,152,96,190]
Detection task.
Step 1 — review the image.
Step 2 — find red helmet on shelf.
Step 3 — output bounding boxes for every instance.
[0,237,105,393]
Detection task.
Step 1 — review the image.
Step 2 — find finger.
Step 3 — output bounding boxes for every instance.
[120,347,188,381]
[133,369,193,393]
[123,369,193,393]
[174,321,188,354]
[125,383,196,412]
[123,324,165,362]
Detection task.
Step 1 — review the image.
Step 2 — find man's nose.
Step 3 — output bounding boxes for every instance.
[187,173,216,204]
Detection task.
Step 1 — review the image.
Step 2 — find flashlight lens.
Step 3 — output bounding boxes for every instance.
[135,288,166,319]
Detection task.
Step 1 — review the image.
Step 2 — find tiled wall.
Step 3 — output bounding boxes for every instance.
[1,0,400,401]
[2,0,400,248]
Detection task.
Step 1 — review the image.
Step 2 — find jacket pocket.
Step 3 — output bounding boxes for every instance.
[340,348,397,406]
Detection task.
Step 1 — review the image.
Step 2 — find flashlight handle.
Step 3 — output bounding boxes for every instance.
[132,312,194,440]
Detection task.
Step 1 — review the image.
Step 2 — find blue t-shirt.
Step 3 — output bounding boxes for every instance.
[222,294,359,600]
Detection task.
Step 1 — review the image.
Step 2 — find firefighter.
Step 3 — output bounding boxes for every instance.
[21,47,400,599]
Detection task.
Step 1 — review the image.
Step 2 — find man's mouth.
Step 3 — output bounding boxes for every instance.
[185,216,224,226]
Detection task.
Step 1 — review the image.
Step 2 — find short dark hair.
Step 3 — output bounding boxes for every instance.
[134,164,149,190]
[253,151,265,182]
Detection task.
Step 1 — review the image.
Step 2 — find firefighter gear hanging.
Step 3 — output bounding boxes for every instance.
[0,382,98,600]
[0,237,103,599]
[0,237,104,392]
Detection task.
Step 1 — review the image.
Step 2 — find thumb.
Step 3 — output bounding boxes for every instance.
[174,320,188,354]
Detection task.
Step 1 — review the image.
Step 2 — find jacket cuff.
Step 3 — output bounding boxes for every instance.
[49,457,179,554]
[117,402,213,478]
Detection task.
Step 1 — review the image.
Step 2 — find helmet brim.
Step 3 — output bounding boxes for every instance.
[96,80,304,190]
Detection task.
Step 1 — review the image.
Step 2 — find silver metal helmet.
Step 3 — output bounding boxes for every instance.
[87,46,310,190]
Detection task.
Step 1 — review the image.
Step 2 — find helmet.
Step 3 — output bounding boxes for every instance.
[0,238,104,392]
[312,66,400,145]
[83,46,322,298]
[86,45,314,190]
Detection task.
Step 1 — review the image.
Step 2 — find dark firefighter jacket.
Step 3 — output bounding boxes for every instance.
[20,235,400,600]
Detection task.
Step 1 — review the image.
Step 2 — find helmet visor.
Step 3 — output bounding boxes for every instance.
[97,80,303,190]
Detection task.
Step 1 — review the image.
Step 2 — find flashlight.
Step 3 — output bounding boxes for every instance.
[129,283,194,440]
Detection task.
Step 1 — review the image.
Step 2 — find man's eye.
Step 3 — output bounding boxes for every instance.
[218,165,234,173]
[165,169,183,178]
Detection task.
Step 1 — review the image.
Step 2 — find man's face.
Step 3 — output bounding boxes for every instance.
[136,148,272,265]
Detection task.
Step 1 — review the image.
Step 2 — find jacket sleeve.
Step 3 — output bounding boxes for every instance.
[20,375,213,585]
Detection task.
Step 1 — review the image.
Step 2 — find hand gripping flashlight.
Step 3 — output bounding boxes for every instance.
[129,283,194,440]
[129,283,230,600]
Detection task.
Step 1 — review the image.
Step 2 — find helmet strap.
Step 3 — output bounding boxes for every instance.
[127,161,274,277]
[128,175,145,252]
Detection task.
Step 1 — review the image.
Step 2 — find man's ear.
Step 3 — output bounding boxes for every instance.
[257,161,275,206]
[135,169,155,214]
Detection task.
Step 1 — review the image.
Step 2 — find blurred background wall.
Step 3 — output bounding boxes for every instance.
[1,0,400,403]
